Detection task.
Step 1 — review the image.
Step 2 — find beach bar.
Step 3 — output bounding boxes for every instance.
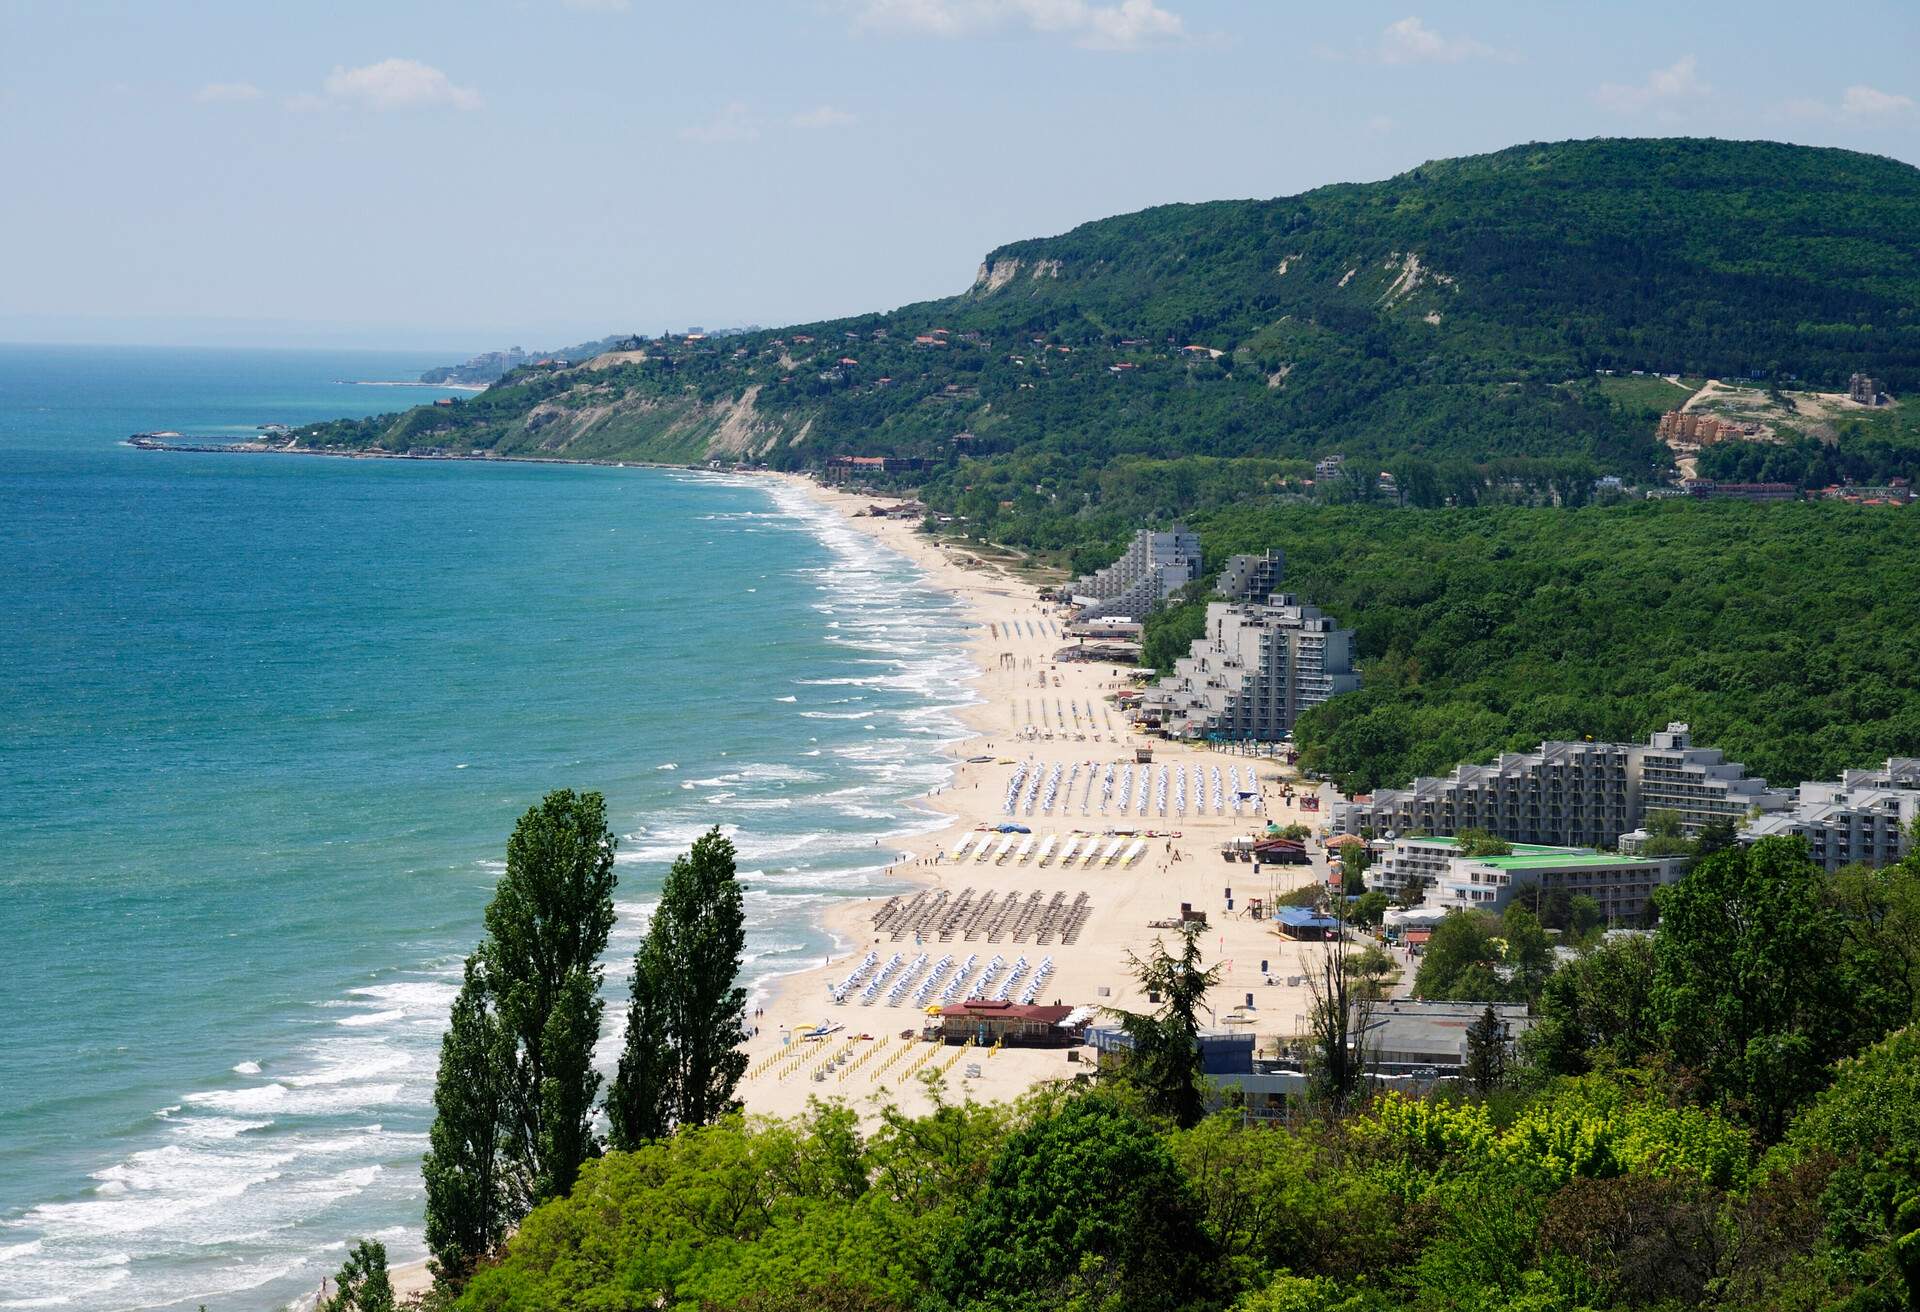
[937,1000,1080,1048]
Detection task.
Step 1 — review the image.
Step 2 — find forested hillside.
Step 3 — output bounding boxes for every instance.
[1145,500,1920,794]
[296,138,1920,558]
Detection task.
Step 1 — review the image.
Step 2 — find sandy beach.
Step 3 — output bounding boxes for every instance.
[364,474,1344,1306]
[372,473,1345,1303]
[733,475,1346,1120]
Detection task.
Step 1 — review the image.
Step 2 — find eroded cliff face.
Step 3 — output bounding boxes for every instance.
[970,256,1062,295]
[503,381,807,461]
[973,258,1022,294]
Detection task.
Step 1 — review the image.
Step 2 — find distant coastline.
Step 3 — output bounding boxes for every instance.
[341,379,487,391]
[125,433,666,470]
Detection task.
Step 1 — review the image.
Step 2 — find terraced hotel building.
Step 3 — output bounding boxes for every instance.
[1334,723,1790,849]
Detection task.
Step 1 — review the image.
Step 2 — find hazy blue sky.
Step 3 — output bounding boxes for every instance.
[3,1,1916,351]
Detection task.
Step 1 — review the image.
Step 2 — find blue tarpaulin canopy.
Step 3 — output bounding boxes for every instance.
[1273,906,1340,931]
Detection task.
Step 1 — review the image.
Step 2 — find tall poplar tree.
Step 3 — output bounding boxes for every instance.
[607,827,748,1143]
[422,957,513,1288]
[605,930,674,1149]
[481,788,617,1205]
[423,789,618,1289]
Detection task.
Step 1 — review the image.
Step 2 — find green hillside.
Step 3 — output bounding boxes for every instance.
[298,138,1920,551]
[1159,499,1920,794]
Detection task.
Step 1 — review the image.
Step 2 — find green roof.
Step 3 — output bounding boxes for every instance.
[1472,853,1655,870]
[1405,837,1583,856]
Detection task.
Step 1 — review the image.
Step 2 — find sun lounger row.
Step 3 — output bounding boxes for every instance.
[1018,955,1055,1005]
[827,950,880,1004]
[949,830,1149,870]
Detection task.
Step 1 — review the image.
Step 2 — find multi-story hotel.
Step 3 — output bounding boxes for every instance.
[1429,850,1686,924]
[1144,594,1359,740]
[1216,549,1285,602]
[1372,835,1684,924]
[1067,525,1203,621]
[1334,723,1791,848]
[1739,758,1920,871]
[1370,836,1578,903]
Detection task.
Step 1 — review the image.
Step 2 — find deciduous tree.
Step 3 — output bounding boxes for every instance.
[934,1096,1221,1312]
[1521,935,1659,1078]
[1305,904,1372,1113]
[1412,911,1501,1000]
[605,927,674,1149]
[607,826,748,1142]
[1654,836,1857,1137]
[422,957,513,1288]
[424,789,618,1289]
[482,788,618,1204]
[321,1238,395,1312]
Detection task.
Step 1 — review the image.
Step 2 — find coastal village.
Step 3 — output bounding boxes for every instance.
[740,479,1920,1125]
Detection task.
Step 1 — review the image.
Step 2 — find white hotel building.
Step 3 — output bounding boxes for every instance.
[1068,525,1203,622]
[1334,723,1791,849]
[1739,758,1920,871]
[1144,594,1360,741]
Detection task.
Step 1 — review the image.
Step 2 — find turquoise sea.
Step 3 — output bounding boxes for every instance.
[0,345,972,1310]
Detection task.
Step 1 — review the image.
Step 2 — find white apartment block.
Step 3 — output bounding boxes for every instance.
[1741,757,1920,871]
[1143,594,1359,740]
[1370,835,1476,903]
[1069,525,1203,621]
[1428,850,1687,924]
[1334,723,1791,849]
[1371,836,1580,902]
[1216,549,1285,602]
[1633,723,1789,832]
[1372,836,1684,923]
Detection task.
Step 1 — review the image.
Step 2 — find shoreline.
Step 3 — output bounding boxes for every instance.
[340,379,490,390]
[371,475,984,1309]
[735,473,1343,1121]
[126,436,676,469]
[335,471,1344,1306]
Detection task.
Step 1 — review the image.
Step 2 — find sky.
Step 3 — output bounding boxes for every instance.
[2,0,1916,352]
